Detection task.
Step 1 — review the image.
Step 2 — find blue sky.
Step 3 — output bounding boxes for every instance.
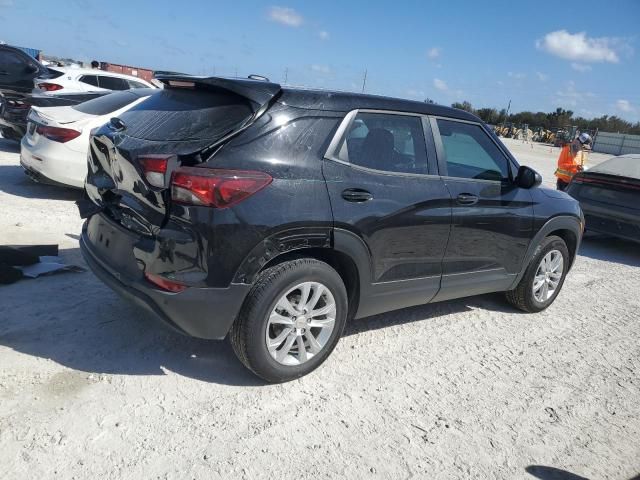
[1,0,638,121]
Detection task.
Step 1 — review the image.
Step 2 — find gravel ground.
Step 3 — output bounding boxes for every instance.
[1,136,639,479]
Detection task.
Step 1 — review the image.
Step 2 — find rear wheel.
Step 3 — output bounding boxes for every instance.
[230,258,348,383]
[506,236,570,313]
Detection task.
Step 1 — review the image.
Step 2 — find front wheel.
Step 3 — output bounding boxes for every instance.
[506,236,570,313]
[230,258,348,383]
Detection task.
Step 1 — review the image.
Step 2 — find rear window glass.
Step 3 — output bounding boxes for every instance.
[117,88,254,141]
[72,91,141,115]
[97,75,129,90]
[46,68,65,79]
[80,75,99,88]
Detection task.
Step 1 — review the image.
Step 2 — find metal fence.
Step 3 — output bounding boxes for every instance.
[592,131,640,156]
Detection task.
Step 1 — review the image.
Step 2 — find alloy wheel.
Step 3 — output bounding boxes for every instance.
[265,281,336,366]
[532,249,564,302]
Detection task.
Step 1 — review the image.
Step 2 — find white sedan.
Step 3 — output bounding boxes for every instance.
[35,67,155,94]
[20,89,153,188]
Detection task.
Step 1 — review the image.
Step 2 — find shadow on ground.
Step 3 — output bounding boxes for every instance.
[0,248,524,386]
[0,163,82,201]
[579,233,640,267]
[525,465,589,480]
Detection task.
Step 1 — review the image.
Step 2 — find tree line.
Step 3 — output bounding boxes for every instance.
[444,100,640,135]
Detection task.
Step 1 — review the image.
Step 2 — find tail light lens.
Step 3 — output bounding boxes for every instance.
[38,82,63,92]
[139,154,175,188]
[171,167,272,208]
[144,272,188,293]
[36,125,81,143]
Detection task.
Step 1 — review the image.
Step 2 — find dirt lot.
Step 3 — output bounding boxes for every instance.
[1,137,639,479]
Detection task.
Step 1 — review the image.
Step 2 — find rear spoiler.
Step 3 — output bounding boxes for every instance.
[153,73,281,108]
[152,73,282,160]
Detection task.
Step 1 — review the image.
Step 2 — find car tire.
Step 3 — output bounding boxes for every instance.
[506,235,570,313]
[230,258,348,383]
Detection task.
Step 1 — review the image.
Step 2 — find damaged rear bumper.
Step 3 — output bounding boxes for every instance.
[80,214,251,340]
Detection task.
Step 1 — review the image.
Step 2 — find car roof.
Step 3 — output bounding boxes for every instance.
[52,67,153,83]
[157,74,481,121]
[588,154,640,180]
[279,87,480,120]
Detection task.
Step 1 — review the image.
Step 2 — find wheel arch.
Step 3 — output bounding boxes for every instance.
[234,228,373,321]
[510,215,583,289]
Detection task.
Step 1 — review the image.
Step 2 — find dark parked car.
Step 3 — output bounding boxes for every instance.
[80,74,584,382]
[0,45,105,140]
[567,155,640,243]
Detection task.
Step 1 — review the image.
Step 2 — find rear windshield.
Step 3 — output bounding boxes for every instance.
[116,87,254,141]
[46,67,65,79]
[72,91,143,116]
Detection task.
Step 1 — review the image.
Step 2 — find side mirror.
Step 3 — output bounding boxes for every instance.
[25,64,38,74]
[516,165,542,189]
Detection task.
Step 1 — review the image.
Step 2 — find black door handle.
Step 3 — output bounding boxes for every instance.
[342,188,373,202]
[457,193,478,205]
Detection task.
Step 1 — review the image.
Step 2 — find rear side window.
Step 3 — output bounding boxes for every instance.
[0,50,31,73]
[337,112,428,174]
[97,76,129,90]
[0,50,27,66]
[117,88,254,141]
[80,75,99,88]
[436,119,510,181]
[72,91,140,115]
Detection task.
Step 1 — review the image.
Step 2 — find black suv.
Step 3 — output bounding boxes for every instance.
[80,74,583,382]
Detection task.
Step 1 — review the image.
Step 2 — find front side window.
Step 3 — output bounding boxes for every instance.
[336,112,428,174]
[436,119,510,181]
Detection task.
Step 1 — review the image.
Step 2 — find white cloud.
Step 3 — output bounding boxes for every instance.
[311,64,330,74]
[536,30,622,63]
[427,47,441,60]
[536,71,549,82]
[508,71,526,79]
[433,78,448,91]
[571,63,592,72]
[616,99,635,113]
[318,30,329,40]
[267,6,303,27]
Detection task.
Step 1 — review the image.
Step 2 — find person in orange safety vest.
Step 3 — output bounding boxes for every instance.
[555,132,592,191]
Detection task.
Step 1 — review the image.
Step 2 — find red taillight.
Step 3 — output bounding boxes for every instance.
[38,82,63,92]
[171,168,272,208]
[139,155,174,188]
[144,272,188,293]
[36,125,81,143]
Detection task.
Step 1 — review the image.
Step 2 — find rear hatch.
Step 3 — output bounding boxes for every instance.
[573,171,640,209]
[85,75,281,236]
